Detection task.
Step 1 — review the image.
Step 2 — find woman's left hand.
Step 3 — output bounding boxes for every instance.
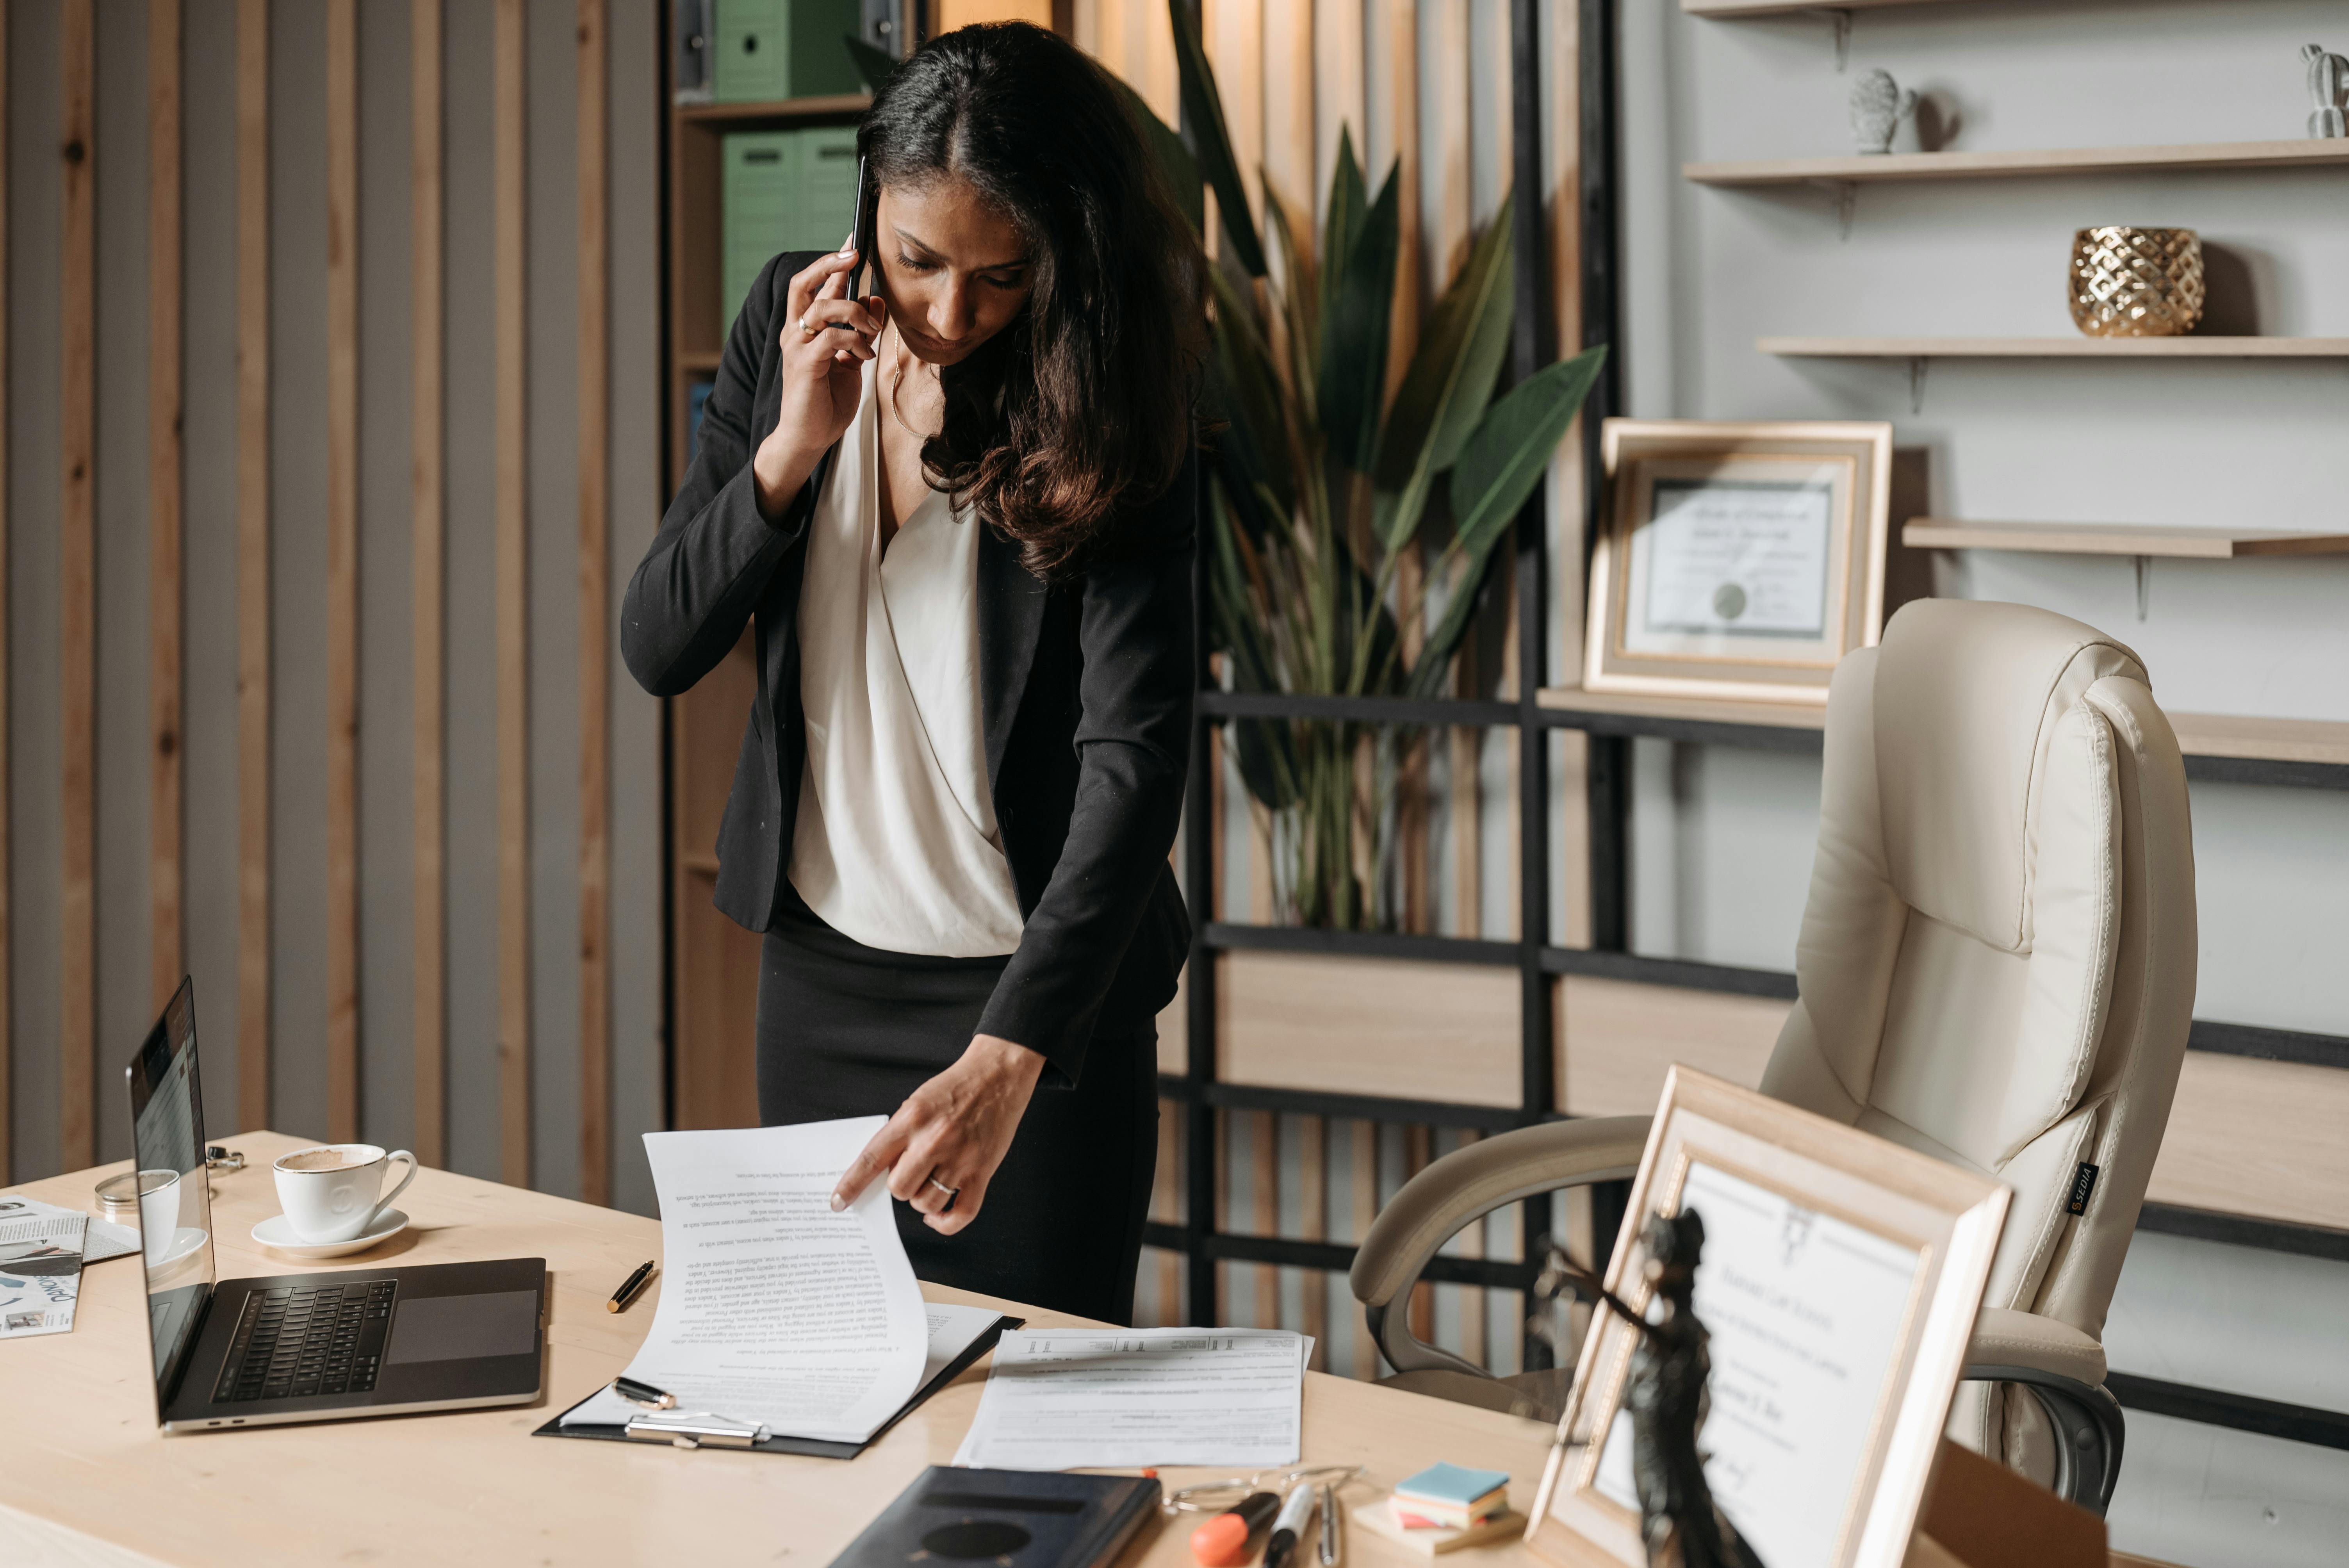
[831,1035,1045,1234]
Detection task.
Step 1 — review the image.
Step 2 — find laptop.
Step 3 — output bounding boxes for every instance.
[129,977,548,1433]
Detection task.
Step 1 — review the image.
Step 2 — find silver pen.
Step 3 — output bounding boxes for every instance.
[1319,1480,1341,1564]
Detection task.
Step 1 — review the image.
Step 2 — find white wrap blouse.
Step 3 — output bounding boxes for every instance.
[786,360,1025,958]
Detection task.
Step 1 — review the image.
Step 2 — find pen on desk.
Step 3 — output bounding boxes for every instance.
[611,1374,678,1410]
[1262,1481,1318,1568]
[606,1260,656,1313]
[1318,1480,1340,1564]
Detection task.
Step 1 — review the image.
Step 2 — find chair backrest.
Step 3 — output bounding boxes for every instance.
[1760,600,2196,1344]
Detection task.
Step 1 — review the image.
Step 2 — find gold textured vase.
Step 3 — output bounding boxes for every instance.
[2068,226,2204,338]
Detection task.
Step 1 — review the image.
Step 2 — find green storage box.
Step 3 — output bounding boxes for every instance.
[713,0,863,104]
[722,124,863,339]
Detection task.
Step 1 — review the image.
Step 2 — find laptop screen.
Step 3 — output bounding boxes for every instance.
[127,978,217,1415]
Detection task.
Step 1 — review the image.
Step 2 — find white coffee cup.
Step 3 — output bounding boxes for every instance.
[272,1144,417,1244]
[135,1169,184,1267]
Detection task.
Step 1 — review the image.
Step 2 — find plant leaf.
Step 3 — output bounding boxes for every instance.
[1262,188,1319,426]
[1167,0,1266,277]
[1317,127,1367,358]
[843,37,898,94]
[1203,266,1295,520]
[1102,77,1204,235]
[1407,344,1609,693]
[1448,345,1608,563]
[1316,162,1400,477]
[1372,199,1514,552]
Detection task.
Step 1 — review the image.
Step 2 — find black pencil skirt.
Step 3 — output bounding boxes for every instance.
[753,893,1159,1326]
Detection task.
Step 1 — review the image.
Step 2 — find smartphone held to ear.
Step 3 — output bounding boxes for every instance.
[846,153,875,301]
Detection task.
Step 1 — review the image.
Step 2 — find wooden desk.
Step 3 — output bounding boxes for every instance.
[0,1132,1560,1566]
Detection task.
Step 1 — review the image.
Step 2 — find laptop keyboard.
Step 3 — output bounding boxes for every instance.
[213,1279,397,1403]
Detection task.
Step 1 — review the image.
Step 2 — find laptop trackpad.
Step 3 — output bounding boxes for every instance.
[385,1290,540,1363]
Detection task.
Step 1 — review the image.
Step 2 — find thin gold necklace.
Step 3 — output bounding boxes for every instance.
[882,327,941,440]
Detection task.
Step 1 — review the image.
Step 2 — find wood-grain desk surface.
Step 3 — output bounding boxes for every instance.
[0,1131,1561,1567]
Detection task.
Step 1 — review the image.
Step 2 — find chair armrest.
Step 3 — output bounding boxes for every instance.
[1960,1308,2121,1515]
[1966,1308,2106,1387]
[1352,1116,1651,1377]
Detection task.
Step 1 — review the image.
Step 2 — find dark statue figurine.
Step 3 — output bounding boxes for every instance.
[1540,1210,1763,1568]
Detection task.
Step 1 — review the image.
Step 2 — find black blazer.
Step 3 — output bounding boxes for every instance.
[622,252,1194,1088]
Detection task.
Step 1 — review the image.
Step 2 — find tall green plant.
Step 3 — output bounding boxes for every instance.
[1134,1,1607,927]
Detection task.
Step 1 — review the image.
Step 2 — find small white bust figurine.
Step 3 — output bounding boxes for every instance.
[1848,68,1917,155]
[2306,45,2349,138]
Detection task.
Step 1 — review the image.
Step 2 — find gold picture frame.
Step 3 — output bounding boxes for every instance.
[1583,420,1895,704]
[1526,1069,2009,1568]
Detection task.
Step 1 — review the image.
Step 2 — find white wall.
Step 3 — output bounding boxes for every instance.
[1615,3,2349,1560]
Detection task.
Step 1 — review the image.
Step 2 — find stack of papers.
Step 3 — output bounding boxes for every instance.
[0,1196,138,1340]
[952,1327,1310,1470]
[558,1119,984,1447]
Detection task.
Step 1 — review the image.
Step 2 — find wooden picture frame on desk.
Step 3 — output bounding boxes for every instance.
[1525,1068,2009,1568]
[1583,420,1894,705]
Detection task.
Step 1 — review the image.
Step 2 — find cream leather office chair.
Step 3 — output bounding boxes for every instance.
[1351,600,2197,1513]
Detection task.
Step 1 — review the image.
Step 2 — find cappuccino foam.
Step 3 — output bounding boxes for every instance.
[281,1149,366,1172]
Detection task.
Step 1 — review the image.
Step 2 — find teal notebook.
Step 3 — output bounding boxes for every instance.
[1394,1461,1510,1505]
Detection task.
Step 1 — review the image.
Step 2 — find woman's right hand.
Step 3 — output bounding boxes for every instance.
[751,248,887,519]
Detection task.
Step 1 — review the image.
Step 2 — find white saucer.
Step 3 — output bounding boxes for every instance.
[146,1227,208,1269]
[251,1209,409,1260]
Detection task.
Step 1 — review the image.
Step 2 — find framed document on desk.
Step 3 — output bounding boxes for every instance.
[1526,1069,2010,1568]
[1583,421,1894,704]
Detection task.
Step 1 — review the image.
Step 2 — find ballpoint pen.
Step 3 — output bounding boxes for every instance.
[610,1374,677,1409]
[1318,1480,1341,1564]
[606,1260,656,1313]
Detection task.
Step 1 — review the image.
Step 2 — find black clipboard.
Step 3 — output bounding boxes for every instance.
[531,1314,1019,1461]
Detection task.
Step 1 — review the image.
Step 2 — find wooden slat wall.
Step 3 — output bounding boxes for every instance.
[577,0,612,1208]
[0,7,11,1179]
[148,0,184,1012]
[324,0,360,1145]
[412,0,447,1169]
[235,0,271,1135]
[493,0,531,1188]
[0,0,645,1199]
[59,0,97,1170]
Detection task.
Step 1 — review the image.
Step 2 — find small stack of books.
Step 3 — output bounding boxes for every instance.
[1352,1461,1522,1556]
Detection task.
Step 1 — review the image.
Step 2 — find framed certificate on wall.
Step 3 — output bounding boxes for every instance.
[1526,1069,2009,1568]
[1583,421,1895,704]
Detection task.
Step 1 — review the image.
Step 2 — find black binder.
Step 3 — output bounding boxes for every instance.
[531,1314,1017,1461]
[826,1468,1160,1568]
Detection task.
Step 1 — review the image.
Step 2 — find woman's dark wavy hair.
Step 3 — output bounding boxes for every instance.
[859,23,1204,579]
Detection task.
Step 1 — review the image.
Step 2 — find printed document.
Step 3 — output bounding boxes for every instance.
[560,1119,929,1443]
[952,1327,1309,1470]
[0,1208,92,1339]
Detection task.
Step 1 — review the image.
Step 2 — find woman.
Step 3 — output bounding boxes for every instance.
[622,23,1200,1325]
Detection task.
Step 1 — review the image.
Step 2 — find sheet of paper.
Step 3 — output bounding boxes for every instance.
[952,1327,1309,1470]
[0,1209,89,1339]
[1592,1160,1922,1566]
[559,1119,929,1443]
[0,1194,138,1264]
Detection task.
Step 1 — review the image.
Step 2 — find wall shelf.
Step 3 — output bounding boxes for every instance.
[1903,520,2349,558]
[1537,685,2349,778]
[1688,139,2349,188]
[1763,336,2349,358]
[1684,0,1955,13]
[675,93,870,125]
